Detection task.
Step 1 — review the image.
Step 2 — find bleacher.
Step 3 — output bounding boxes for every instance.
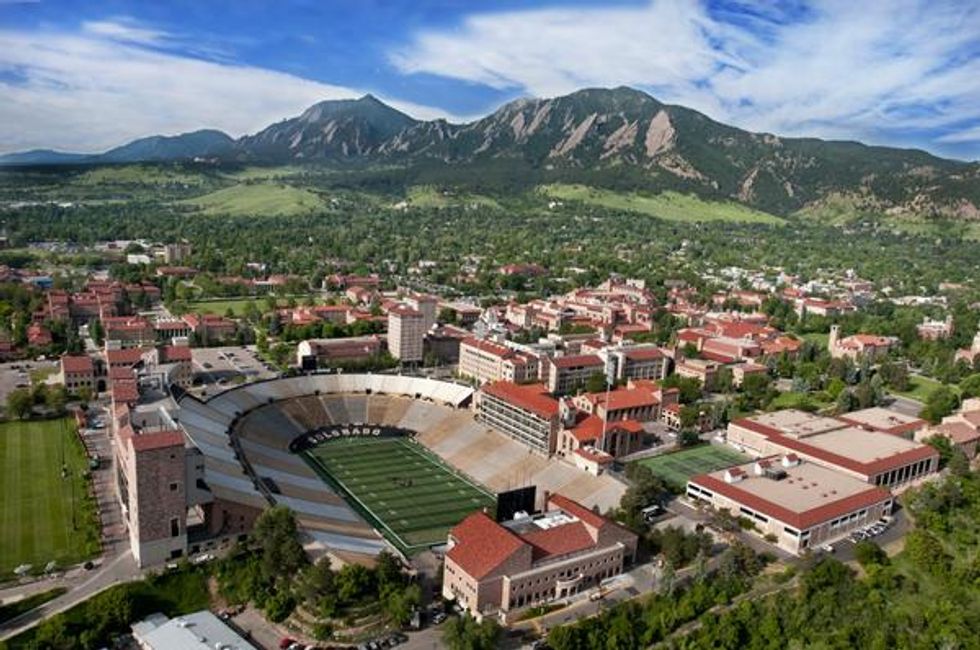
[175,374,476,559]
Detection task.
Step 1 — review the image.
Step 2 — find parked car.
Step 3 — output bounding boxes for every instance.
[821,543,835,553]
[279,639,297,650]
[432,612,448,625]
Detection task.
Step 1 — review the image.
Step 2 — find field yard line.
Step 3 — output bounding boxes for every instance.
[393,438,496,500]
[302,448,419,552]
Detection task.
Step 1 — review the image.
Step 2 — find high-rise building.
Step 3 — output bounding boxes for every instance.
[388,306,424,362]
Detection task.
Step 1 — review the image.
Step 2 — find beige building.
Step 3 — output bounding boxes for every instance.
[475,381,560,454]
[458,337,539,385]
[405,293,438,330]
[727,409,938,488]
[546,354,605,395]
[828,325,897,361]
[388,306,425,363]
[687,456,893,555]
[443,493,637,622]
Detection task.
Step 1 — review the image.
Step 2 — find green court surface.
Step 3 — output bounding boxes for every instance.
[301,437,495,554]
[634,445,750,490]
[0,418,100,577]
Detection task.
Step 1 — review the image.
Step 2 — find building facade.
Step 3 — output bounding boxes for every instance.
[442,493,638,622]
[388,306,425,363]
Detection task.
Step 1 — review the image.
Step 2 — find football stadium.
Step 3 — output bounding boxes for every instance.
[176,374,624,561]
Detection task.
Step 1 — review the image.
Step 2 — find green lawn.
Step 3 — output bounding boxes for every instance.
[538,184,784,224]
[0,418,100,576]
[402,185,501,210]
[635,445,749,490]
[800,332,830,348]
[179,182,327,216]
[889,376,959,403]
[769,391,832,412]
[183,295,323,316]
[301,437,495,554]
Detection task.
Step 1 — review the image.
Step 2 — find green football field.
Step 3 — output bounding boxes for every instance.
[0,419,100,576]
[301,437,495,554]
[635,445,750,490]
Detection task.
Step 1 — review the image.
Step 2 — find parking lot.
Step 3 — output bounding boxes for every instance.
[188,345,279,397]
[0,359,60,404]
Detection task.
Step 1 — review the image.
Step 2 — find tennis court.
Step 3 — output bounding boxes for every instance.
[301,436,495,554]
[634,445,749,489]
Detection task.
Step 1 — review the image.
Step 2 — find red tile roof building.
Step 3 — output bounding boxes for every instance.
[688,456,893,555]
[726,409,939,488]
[476,382,561,454]
[458,337,540,385]
[442,493,637,622]
[545,354,604,395]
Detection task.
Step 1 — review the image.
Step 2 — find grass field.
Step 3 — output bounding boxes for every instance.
[890,375,959,403]
[635,445,750,490]
[184,295,322,316]
[301,436,495,553]
[179,182,326,216]
[0,419,100,576]
[402,185,501,210]
[800,332,830,348]
[539,184,784,224]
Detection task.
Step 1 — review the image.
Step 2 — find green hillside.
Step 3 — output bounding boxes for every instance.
[539,184,784,224]
[179,182,326,216]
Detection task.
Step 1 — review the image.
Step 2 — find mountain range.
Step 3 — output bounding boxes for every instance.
[3,87,979,217]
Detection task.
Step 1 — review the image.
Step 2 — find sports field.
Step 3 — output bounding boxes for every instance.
[0,419,100,576]
[301,436,495,554]
[635,445,750,490]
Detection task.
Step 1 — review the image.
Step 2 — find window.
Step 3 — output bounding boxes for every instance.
[169,482,178,492]
[170,517,180,537]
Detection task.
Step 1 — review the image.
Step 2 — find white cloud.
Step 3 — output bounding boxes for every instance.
[392,0,980,157]
[0,21,457,154]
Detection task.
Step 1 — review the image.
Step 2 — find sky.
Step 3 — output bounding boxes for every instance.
[1,0,979,160]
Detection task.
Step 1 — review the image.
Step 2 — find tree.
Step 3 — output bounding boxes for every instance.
[919,385,959,424]
[381,583,421,626]
[7,387,33,419]
[45,385,68,414]
[904,529,950,576]
[89,318,105,346]
[442,613,501,650]
[959,373,980,399]
[250,506,307,584]
[854,540,888,568]
[585,371,608,394]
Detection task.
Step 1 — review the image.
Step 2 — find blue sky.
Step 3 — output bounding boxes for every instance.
[1,0,979,159]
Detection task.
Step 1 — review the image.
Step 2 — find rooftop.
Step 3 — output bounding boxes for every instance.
[691,458,892,529]
[481,381,558,420]
[131,610,257,650]
[838,407,926,436]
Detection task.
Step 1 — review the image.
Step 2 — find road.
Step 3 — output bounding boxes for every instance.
[0,407,140,642]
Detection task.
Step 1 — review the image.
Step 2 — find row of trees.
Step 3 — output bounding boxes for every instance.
[214,507,419,641]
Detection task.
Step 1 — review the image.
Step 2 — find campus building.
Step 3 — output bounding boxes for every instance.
[475,382,561,454]
[687,456,893,555]
[442,493,638,622]
[388,306,425,363]
[545,354,605,395]
[458,337,540,385]
[726,409,939,488]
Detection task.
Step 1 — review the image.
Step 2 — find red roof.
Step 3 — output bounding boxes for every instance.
[522,522,596,560]
[621,346,665,361]
[691,472,892,530]
[934,421,980,445]
[106,347,145,366]
[568,414,643,443]
[447,511,527,579]
[699,350,738,364]
[130,429,184,452]
[551,354,603,369]
[481,382,558,420]
[732,417,939,476]
[584,387,660,411]
[546,493,608,530]
[162,345,192,362]
[61,355,94,373]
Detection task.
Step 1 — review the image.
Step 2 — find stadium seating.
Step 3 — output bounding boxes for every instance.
[175,373,626,559]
